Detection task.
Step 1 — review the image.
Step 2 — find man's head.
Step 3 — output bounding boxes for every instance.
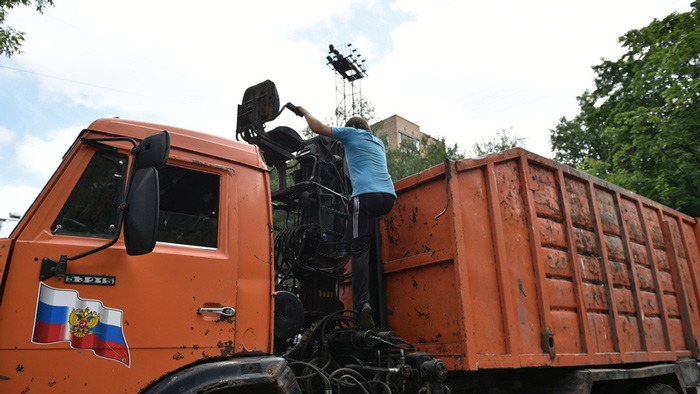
[345,116,370,131]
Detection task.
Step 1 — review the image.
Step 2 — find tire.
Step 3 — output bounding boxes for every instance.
[636,383,679,394]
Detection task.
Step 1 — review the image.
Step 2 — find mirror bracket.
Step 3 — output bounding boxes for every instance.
[40,255,68,281]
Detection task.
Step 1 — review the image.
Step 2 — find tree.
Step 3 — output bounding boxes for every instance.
[383,135,464,181]
[470,127,527,157]
[1,0,53,57]
[550,2,700,216]
[335,97,376,127]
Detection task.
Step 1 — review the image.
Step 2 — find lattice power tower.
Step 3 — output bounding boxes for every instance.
[326,43,368,126]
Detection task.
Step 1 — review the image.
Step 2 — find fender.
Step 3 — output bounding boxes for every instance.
[141,356,301,394]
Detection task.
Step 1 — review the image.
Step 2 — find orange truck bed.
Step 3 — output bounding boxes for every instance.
[381,148,700,371]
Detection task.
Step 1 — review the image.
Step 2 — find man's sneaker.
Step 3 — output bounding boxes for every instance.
[360,303,375,329]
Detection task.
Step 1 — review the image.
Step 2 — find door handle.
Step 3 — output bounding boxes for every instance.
[198,306,236,317]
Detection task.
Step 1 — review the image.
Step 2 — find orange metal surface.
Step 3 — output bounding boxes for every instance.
[381,148,700,371]
[0,239,11,287]
[0,119,275,392]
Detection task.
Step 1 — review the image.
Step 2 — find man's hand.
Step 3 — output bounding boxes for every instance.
[285,103,304,117]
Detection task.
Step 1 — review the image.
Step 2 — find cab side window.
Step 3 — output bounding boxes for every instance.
[157,165,220,248]
[53,150,128,238]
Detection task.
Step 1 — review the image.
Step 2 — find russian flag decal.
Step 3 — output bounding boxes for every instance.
[32,283,130,366]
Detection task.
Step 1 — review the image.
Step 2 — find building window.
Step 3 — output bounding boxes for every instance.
[399,132,419,150]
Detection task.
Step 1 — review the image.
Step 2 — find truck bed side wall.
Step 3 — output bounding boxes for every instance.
[381,148,700,371]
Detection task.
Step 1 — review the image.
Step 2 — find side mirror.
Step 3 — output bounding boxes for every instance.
[124,130,170,255]
[134,130,170,170]
[124,167,160,255]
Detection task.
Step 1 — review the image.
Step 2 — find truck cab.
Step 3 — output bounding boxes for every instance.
[0,118,283,391]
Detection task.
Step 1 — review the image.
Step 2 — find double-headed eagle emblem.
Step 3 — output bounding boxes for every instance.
[69,307,100,338]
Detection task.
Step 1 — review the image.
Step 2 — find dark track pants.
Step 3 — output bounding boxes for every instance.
[348,192,396,310]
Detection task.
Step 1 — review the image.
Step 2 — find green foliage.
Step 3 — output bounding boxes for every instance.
[0,0,53,57]
[550,2,700,216]
[300,126,314,139]
[383,135,464,181]
[470,127,527,157]
[335,97,376,126]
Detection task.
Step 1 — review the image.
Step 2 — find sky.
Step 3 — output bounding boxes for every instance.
[0,0,693,236]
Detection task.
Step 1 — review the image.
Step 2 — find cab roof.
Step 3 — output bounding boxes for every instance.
[85,118,266,170]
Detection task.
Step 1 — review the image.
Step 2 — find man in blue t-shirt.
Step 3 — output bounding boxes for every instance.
[298,106,396,329]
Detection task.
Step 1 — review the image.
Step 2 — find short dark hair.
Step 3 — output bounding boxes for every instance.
[345,116,370,131]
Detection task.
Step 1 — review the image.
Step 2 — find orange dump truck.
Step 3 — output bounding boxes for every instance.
[378,149,700,392]
[1,81,699,393]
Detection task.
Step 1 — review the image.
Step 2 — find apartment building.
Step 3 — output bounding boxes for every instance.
[371,115,436,150]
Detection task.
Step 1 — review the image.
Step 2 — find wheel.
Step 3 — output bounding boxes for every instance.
[636,383,679,394]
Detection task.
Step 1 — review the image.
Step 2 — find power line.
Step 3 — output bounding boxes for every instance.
[45,14,215,92]
[0,11,218,108]
[0,64,211,108]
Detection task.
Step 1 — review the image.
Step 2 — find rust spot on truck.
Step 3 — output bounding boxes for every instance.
[194,381,243,393]
[191,159,236,177]
[267,364,280,376]
[411,207,419,223]
[414,308,430,319]
[217,340,235,357]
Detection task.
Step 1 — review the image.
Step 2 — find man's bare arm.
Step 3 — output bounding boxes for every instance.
[298,106,333,138]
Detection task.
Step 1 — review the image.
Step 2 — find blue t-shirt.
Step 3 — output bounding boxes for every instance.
[332,127,396,198]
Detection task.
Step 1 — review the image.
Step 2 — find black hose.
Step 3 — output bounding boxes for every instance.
[287,360,331,393]
[328,368,378,394]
